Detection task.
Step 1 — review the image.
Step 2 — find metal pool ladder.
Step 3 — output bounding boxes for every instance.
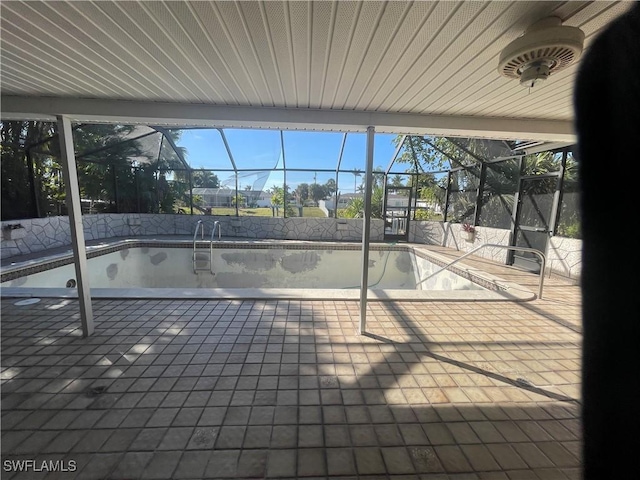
[192,220,221,274]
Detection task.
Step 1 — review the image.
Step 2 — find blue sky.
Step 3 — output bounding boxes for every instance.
[173,129,404,192]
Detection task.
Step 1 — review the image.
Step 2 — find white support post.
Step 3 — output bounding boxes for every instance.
[57,115,94,337]
[359,126,375,335]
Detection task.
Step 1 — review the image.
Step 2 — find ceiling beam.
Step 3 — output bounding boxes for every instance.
[1,96,576,142]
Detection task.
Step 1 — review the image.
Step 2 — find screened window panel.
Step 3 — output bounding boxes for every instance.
[519,177,557,230]
[446,190,477,223]
[478,158,520,228]
[167,129,233,170]
[157,170,190,214]
[557,177,581,238]
[135,164,159,213]
[77,163,115,213]
[282,131,345,171]
[340,133,366,173]
[450,168,480,192]
[223,129,282,170]
[523,151,563,174]
[113,165,138,213]
[478,192,514,229]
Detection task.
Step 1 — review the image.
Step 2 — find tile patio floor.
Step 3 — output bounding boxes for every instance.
[1,248,582,479]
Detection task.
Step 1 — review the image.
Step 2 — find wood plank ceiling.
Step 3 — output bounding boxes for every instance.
[0,1,633,123]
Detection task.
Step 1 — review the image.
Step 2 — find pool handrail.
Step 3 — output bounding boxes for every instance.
[193,219,204,245]
[417,243,547,299]
[209,221,221,274]
[193,220,206,274]
[211,220,221,242]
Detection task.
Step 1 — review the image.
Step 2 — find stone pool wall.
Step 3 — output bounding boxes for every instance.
[1,214,384,259]
[1,214,581,280]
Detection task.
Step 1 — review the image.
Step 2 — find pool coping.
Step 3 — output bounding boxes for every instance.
[0,237,536,302]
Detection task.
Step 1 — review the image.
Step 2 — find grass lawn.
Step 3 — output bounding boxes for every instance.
[199,207,328,217]
[299,207,327,218]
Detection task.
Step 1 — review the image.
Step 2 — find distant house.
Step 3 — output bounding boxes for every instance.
[192,188,272,208]
[322,193,410,211]
[320,192,442,216]
[252,191,272,207]
[385,194,410,208]
[321,193,361,211]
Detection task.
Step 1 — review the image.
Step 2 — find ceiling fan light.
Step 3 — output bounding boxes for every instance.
[498,17,585,88]
[518,60,553,88]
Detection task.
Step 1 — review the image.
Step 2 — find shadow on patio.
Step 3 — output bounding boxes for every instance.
[1,285,581,479]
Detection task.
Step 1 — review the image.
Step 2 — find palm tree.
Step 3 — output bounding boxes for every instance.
[352,169,362,193]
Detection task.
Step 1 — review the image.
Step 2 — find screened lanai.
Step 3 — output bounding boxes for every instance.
[1,1,636,479]
[3,124,577,226]
[3,122,579,275]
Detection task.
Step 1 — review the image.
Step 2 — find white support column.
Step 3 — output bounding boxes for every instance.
[57,115,94,337]
[359,126,375,335]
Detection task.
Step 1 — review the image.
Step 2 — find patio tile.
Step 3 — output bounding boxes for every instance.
[130,428,167,451]
[157,427,193,450]
[1,268,583,480]
[173,450,211,479]
[409,446,445,473]
[267,449,297,478]
[434,445,474,473]
[141,451,182,479]
[78,453,122,479]
[327,448,356,476]
[204,450,239,478]
[461,444,502,471]
[186,427,218,450]
[243,425,272,448]
[271,425,297,448]
[297,448,326,477]
[486,444,529,470]
[111,451,153,479]
[237,450,268,478]
[99,428,140,452]
[354,447,387,475]
[215,425,246,448]
[381,446,416,474]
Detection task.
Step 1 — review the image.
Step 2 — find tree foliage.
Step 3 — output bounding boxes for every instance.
[269,185,295,216]
[391,135,579,236]
[192,169,220,188]
[0,121,197,220]
[294,183,309,204]
[341,186,384,219]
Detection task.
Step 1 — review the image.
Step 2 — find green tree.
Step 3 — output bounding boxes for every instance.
[192,168,219,188]
[294,183,309,204]
[390,174,404,188]
[392,135,578,231]
[342,186,383,219]
[1,121,57,219]
[270,186,285,207]
[231,192,245,207]
[269,185,295,216]
[308,183,327,203]
[324,178,336,196]
[371,167,384,189]
[1,121,161,219]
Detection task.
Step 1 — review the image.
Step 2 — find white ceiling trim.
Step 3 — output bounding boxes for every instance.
[0,95,575,142]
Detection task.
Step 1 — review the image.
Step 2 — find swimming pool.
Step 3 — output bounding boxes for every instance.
[0,240,532,301]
